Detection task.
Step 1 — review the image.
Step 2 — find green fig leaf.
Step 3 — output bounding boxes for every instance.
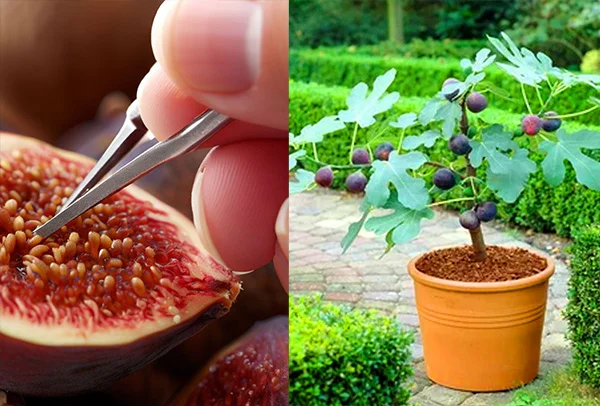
[487,148,536,203]
[289,150,306,171]
[540,129,600,191]
[365,151,430,210]
[469,124,517,173]
[365,192,434,245]
[289,169,315,194]
[338,69,400,128]
[402,130,441,150]
[291,116,346,146]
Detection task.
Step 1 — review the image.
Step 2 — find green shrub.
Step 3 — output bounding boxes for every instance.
[314,38,489,60]
[435,0,519,40]
[290,49,599,126]
[289,0,386,48]
[581,50,600,73]
[289,0,520,48]
[509,0,600,69]
[565,225,600,389]
[290,80,600,238]
[289,295,414,406]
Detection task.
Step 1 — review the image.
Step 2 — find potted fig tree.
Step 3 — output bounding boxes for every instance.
[289,33,600,391]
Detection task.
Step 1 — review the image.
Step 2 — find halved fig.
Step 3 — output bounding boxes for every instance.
[170,316,289,406]
[0,133,240,397]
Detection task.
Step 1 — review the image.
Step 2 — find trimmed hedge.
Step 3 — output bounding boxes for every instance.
[290,80,600,238]
[565,225,600,389]
[290,49,600,126]
[314,39,488,61]
[289,295,413,406]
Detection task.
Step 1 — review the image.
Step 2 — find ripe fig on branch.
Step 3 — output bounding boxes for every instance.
[459,210,480,230]
[521,115,543,136]
[315,167,334,188]
[542,111,562,132]
[448,134,472,155]
[345,172,367,193]
[442,78,460,101]
[351,148,371,165]
[466,92,488,113]
[374,142,394,161]
[433,168,456,190]
[475,202,497,222]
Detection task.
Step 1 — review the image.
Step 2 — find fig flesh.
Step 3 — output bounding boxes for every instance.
[170,316,289,406]
[0,133,240,396]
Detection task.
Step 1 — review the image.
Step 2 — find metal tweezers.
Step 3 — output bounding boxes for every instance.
[34,100,232,239]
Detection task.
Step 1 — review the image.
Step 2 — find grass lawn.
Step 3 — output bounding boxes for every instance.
[508,365,600,405]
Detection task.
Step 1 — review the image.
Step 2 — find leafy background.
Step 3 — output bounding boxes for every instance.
[290,0,599,69]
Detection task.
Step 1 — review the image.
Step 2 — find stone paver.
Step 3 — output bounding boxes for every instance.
[290,190,572,405]
[460,392,513,406]
[414,385,472,405]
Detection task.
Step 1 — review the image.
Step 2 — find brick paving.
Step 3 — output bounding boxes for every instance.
[290,190,572,405]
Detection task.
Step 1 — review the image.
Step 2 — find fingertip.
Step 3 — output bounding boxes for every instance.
[137,63,207,140]
[137,63,286,146]
[152,0,262,95]
[150,0,177,78]
[146,0,288,131]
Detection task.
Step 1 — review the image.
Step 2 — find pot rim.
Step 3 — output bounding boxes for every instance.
[408,244,555,293]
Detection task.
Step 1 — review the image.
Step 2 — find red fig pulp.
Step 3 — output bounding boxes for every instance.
[170,316,289,406]
[0,133,240,396]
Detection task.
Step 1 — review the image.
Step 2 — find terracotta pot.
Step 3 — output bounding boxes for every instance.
[408,247,555,392]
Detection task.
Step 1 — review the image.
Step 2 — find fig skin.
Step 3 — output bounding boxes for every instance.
[521,115,543,136]
[1,303,230,397]
[442,78,460,101]
[345,172,367,193]
[0,133,241,397]
[169,316,289,406]
[374,142,394,161]
[315,166,334,188]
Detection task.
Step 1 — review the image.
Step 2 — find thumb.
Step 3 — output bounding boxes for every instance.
[190,139,288,272]
[150,0,288,130]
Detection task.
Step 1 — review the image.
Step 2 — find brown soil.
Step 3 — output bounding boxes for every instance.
[415,245,547,283]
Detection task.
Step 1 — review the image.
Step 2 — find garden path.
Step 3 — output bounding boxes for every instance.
[290,190,571,406]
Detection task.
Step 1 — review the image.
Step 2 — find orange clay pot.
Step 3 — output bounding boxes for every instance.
[408,247,555,392]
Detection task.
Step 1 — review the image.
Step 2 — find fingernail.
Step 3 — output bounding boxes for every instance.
[191,157,226,266]
[153,0,262,94]
[275,198,289,259]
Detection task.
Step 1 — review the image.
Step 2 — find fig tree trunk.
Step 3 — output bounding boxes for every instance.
[387,0,405,44]
[460,99,487,262]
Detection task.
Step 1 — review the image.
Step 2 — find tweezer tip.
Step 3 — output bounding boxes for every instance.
[33,224,48,239]
[126,100,143,127]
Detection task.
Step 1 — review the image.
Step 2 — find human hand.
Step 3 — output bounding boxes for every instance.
[137,0,289,291]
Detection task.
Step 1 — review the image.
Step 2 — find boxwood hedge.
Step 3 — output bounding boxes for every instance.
[290,49,599,126]
[290,80,600,238]
[314,38,489,61]
[289,295,414,406]
[565,225,600,389]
